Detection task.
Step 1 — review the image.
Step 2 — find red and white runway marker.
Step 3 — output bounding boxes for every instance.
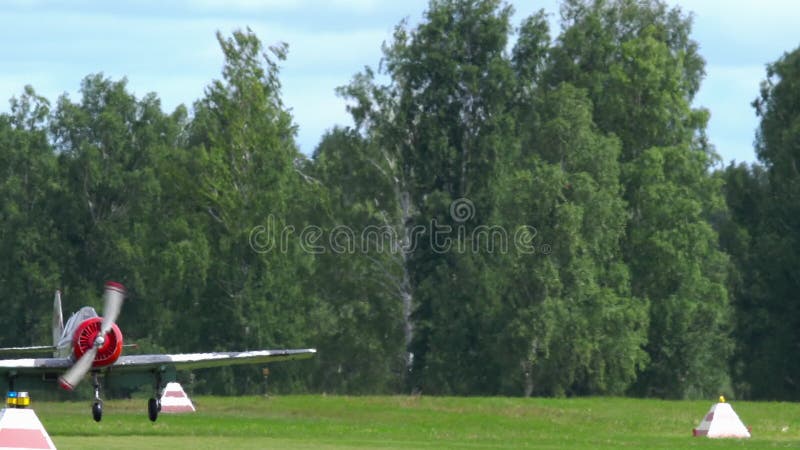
[160,382,196,413]
[0,408,57,449]
[693,397,750,438]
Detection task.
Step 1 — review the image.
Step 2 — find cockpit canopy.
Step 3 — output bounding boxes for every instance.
[57,306,99,348]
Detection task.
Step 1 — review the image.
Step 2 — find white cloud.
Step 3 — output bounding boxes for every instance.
[0,74,71,106]
[2,0,793,162]
[178,0,414,15]
[695,64,765,163]
[703,64,765,92]
[677,0,800,28]
[189,0,299,12]
[712,138,757,165]
[233,24,390,70]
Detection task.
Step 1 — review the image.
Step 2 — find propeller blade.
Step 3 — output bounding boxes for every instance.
[59,282,125,391]
[100,282,125,334]
[58,346,98,391]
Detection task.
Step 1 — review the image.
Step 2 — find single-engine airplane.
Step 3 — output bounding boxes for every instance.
[0,282,316,422]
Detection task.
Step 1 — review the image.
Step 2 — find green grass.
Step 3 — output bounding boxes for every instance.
[19,396,800,449]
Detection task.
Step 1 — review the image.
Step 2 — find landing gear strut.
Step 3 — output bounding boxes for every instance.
[91,371,103,422]
[148,371,164,422]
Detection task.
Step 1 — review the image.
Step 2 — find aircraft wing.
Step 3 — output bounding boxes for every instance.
[0,349,315,390]
[110,348,317,372]
[0,357,72,373]
[0,346,57,356]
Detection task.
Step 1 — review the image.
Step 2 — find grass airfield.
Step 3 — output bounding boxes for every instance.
[27,395,800,449]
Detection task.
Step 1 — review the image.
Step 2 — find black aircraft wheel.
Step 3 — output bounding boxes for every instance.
[92,402,103,422]
[148,397,159,422]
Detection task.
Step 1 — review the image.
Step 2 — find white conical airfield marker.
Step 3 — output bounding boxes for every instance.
[159,382,196,413]
[0,393,56,449]
[693,396,751,438]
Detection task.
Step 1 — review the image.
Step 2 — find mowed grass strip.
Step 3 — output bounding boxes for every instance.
[26,396,800,449]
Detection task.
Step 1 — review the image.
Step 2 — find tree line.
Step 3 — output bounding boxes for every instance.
[0,0,797,400]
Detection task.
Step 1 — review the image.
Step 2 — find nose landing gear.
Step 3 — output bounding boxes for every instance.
[92,401,103,422]
[91,371,103,422]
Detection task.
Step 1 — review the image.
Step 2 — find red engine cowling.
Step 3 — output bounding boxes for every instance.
[72,317,124,367]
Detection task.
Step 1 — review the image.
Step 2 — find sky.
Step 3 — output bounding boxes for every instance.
[1,1,798,164]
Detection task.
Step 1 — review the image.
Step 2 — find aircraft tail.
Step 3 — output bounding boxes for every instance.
[53,290,64,347]
[0,290,64,357]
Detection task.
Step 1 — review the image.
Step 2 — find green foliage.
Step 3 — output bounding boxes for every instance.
[625,146,731,397]
[309,128,406,393]
[722,46,800,400]
[0,1,792,400]
[0,29,321,395]
[0,86,61,343]
[180,29,320,392]
[49,74,188,338]
[544,0,732,398]
[493,84,648,396]
[548,0,706,160]
[364,0,521,395]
